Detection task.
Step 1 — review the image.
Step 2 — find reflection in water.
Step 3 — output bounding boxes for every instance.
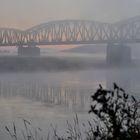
[0,69,139,114]
[0,68,139,114]
[0,80,93,112]
[0,69,139,113]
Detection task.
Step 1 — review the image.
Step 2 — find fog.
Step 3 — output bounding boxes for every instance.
[0,37,140,139]
[0,0,140,139]
[0,0,140,28]
[0,46,140,139]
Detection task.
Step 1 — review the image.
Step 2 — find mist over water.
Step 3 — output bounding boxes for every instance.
[0,44,140,139]
[0,41,139,139]
[0,0,140,139]
[0,60,140,139]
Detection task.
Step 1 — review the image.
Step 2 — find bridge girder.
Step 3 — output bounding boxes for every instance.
[0,17,140,46]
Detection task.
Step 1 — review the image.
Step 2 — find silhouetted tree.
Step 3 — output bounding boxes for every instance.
[89,83,140,140]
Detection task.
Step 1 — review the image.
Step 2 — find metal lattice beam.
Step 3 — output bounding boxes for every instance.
[0,17,140,46]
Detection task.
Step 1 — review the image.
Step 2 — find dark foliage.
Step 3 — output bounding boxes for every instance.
[89,83,140,140]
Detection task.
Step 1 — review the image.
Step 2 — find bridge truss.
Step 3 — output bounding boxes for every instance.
[0,16,140,46]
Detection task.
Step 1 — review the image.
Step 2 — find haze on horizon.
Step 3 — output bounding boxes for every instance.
[0,0,140,29]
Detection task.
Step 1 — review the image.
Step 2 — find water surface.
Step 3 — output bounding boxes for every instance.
[0,67,140,139]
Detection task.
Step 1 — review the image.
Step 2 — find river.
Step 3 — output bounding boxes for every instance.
[0,64,140,139]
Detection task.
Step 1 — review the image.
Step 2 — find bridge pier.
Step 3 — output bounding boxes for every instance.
[106,43,131,65]
[18,45,40,56]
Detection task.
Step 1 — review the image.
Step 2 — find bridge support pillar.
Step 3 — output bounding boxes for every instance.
[106,43,131,65]
[18,45,40,56]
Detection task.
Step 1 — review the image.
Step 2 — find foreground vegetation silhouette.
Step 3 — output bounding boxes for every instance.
[5,84,140,140]
[89,83,140,140]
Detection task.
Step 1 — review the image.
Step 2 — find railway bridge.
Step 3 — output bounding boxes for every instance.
[0,16,140,64]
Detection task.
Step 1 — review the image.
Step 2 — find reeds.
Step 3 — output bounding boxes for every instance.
[4,115,95,140]
[5,119,45,140]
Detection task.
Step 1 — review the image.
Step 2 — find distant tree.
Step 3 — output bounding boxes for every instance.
[89,83,140,140]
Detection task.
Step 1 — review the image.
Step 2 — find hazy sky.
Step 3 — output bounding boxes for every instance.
[0,0,140,29]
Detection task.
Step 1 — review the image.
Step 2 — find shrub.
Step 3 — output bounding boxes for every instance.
[89,83,140,140]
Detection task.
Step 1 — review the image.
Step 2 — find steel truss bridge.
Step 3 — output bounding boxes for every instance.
[1,16,140,46]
